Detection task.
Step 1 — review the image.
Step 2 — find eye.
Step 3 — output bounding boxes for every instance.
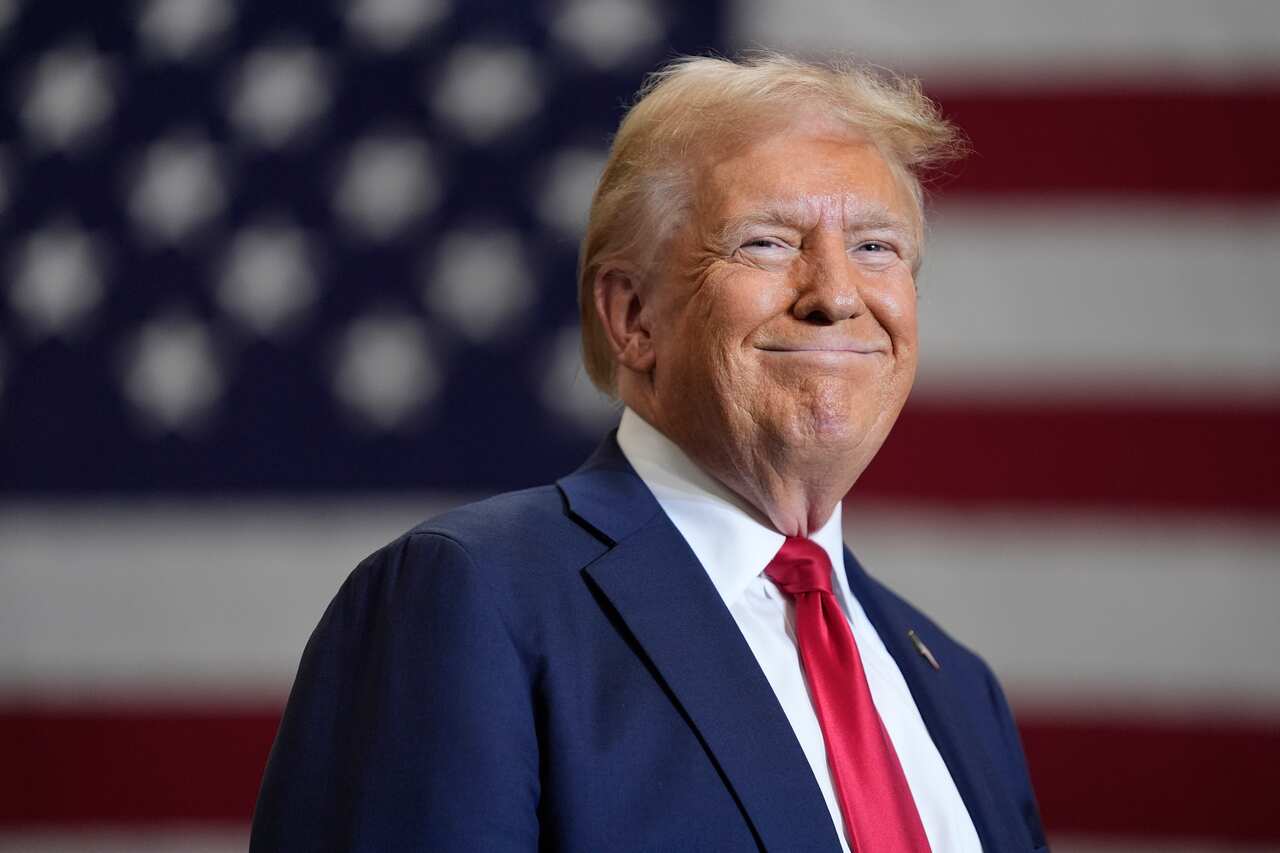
[734,236,795,262]
[851,240,902,267]
[741,238,786,250]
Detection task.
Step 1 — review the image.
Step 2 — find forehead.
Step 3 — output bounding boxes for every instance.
[693,127,915,229]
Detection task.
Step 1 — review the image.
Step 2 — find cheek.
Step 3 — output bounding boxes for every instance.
[672,276,782,404]
[738,270,790,313]
[872,273,918,346]
[696,267,790,339]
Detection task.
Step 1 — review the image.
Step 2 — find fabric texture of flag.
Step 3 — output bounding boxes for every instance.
[2,1,1277,850]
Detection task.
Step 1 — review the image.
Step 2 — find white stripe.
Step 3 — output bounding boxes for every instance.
[915,202,1280,400]
[843,506,1280,716]
[0,497,458,698]
[731,0,1280,85]
[0,828,247,853]
[3,500,1279,714]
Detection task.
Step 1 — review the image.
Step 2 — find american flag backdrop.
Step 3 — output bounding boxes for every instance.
[2,0,1278,850]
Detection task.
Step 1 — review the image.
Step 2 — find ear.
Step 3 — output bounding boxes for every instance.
[593,264,656,374]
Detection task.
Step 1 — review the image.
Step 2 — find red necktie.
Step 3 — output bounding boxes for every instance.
[765,536,932,853]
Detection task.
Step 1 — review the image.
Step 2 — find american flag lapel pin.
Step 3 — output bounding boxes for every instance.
[907,629,941,671]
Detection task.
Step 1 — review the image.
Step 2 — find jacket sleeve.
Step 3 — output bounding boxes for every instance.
[982,660,1048,849]
[249,531,541,852]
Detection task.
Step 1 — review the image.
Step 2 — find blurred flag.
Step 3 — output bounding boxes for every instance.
[2,0,1278,850]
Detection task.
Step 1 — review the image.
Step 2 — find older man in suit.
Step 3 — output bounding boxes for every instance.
[251,53,1047,852]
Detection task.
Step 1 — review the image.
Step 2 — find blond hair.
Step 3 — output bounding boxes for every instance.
[578,52,963,393]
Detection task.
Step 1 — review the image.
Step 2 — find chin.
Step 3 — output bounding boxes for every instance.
[789,385,902,460]
[796,380,866,431]
[812,418,876,458]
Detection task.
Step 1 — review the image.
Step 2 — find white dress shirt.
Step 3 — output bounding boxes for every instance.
[616,408,982,853]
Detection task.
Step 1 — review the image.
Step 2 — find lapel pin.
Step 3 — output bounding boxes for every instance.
[907,629,940,671]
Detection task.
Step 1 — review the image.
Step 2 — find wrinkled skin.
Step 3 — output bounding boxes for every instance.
[597,123,920,536]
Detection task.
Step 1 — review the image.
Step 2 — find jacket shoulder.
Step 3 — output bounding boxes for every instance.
[410,483,605,569]
[339,484,606,620]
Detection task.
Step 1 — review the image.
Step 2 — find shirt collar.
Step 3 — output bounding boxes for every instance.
[616,408,846,609]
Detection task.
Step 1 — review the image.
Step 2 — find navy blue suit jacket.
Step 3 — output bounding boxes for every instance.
[251,436,1047,851]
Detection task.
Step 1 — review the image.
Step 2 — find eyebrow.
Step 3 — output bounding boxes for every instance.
[714,197,916,247]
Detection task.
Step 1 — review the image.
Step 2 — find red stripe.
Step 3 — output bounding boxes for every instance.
[3,704,1277,842]
[1022,714,1280,842]
[851,400,1280,513]
[2,705,279,826]
[929,89,1280,197]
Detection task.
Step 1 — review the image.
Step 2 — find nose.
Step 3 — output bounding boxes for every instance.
[791,233,866,325]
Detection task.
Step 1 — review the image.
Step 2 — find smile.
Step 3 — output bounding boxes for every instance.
[757,346,886,355]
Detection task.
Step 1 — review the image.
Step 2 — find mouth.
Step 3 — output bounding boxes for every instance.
[757,345,886,356]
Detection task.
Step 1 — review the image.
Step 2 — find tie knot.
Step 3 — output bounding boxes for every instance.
[764,536,834,596]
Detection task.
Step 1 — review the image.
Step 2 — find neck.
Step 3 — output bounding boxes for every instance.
[707,447,848,538]
[624,400,853,539]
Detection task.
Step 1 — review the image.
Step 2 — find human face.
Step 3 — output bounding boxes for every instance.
[643,127,920,486]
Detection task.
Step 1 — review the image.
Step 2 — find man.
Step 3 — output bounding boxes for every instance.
[251,53,1046,852]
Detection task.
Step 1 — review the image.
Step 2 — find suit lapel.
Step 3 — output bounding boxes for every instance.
[841,550,1028,851]
[560,437,841,853]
